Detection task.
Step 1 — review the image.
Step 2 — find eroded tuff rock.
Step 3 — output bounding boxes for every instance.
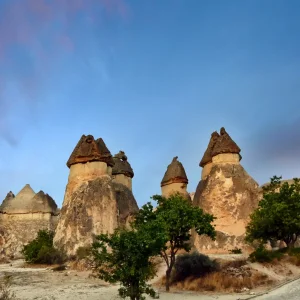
[193,127,260,253]
[54,176,118,256]
[193,165,260,252]
[54,136,140,256]
[112,182,138,225]
[0,185,58,259]
[112,151,138,225]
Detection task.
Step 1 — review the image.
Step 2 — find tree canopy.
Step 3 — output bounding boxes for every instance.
[91,221,166,300]
[134,193,216,291]
[246,176,300,248]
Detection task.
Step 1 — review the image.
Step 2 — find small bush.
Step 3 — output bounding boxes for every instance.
[249,245,283,263]
[229,248,242,254]
[21,230,66,265]
[173,252,219,282]
[76,247,91,260]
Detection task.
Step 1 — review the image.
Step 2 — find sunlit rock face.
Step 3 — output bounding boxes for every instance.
[161,156,191,201]
[193,127,260,253]
[53,136,139,256]
[54,174,118,256]
[0,185,58,259]
[53,135,118,256]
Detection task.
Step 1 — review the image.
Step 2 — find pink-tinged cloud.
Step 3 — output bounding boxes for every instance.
[0,0,129,60]
[0,0,130,144]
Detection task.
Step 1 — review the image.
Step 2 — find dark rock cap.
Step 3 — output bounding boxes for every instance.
[211,127,241,157]
[112,151,134,178]
[67,135,114,168]
[199,131,220,167]
[161,156,188,187]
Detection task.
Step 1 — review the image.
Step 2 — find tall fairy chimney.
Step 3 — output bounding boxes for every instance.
[161,156,191,201]
[54,134,118,256]
[112,151,134,190]
[193,127,260,253]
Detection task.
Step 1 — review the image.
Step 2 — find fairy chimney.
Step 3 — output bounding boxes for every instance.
[112,151,139,225]
[193,127,260,253]
[112,151,134,190]
[161,157,191,201]
[54,134,118,256]
[0,185,58,259]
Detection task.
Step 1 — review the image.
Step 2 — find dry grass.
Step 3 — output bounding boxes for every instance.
[179,271,271,292]
[283,254,300,266]
[0,276,19,300]
[155,267,272,293]
[221,259,248,269]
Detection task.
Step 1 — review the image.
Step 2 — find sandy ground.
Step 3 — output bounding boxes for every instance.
[0,260,252,300]
[1,256,300,300]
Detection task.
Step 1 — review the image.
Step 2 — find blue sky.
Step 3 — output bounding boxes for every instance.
[0,0,300,207]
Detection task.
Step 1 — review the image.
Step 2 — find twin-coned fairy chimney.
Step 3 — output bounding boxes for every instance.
[193,127,260,253]
[161,156,191,201]
[54,135,119,256]
[0,185,58,259]
[0,184,57,216]
[54,135,139,255]
[112,151,138,225]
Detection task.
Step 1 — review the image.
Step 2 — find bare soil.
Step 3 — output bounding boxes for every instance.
[1,255,300,300]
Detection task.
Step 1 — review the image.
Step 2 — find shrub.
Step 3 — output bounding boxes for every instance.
[229,248,242,254]
[173,252,219,282]
[76,246,91,260]
[21,230,66,265]
[249,245,283,263]
[170,271,271,292]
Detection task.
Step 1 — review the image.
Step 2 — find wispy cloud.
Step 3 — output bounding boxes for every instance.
[0,0,128,145]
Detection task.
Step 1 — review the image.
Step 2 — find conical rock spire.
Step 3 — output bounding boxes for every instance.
[161,156,188,186]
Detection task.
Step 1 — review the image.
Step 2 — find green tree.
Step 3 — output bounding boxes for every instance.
[246,176,300,248]
[134,193,216,292]
[91,221,166,300]
[21,230,65,264]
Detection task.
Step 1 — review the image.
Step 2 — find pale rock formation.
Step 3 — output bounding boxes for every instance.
[54,135,118,256]
[0,185,58,259]
[161,156,191,201]
[193,127,260,253]
[112,151,139,226]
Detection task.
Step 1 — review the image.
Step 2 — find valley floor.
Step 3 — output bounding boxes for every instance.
[1,258,300,300]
